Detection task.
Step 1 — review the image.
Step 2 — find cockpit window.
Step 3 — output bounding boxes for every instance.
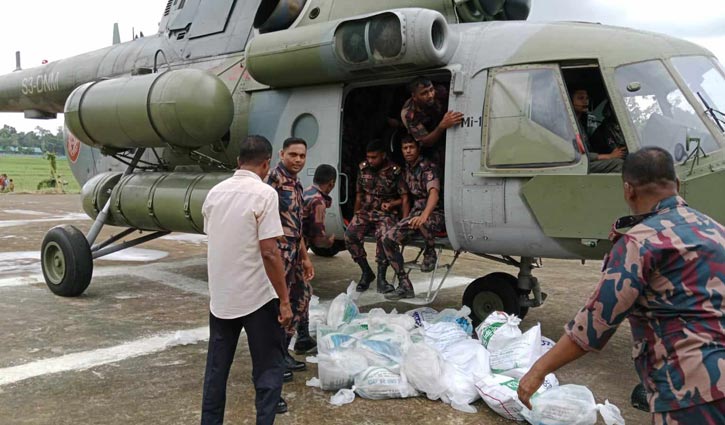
[672,56,725,132]
[485,67,578,167]
[615,60,721,160]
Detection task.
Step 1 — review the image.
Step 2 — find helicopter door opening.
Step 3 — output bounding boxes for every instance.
[340,76,452,223]
[561,63,628,173]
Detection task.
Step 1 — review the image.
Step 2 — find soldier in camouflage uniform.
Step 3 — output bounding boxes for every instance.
[518,148,725,424]
[345,140,407,294]
[383,137,445,300]
[400,77,463,167]
[267,138,315,371]
[302,164,337,251]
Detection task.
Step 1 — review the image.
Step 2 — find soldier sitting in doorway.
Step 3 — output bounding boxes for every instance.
[383,136,445,300]
[345,140,407,294]
[302,164,337,251]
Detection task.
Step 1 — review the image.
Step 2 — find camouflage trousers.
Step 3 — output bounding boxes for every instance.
[383,209,445,275]
[278,237,312,337]
[653,398,725,425]
[344,211,397,266]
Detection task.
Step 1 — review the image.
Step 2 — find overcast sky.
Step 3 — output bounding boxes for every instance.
[0,0,723,133]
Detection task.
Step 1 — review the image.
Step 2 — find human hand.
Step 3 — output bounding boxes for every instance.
[326,234,336,248]
[601,146,627,160]
[409,214,428,229]
[278,301,293,329]
[517,369,545,409]
[439,111,464,129]
[302,257,315,281]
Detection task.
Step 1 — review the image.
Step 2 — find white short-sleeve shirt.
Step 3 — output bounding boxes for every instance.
[202,169,284,319]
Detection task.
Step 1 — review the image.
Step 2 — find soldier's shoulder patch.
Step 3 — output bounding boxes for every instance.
[359,161,369,170]
[392,165,401,175]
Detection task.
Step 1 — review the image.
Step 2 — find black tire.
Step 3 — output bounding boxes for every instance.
[310,240,346,258]
[462,272,521,327]
[41,225,93,297]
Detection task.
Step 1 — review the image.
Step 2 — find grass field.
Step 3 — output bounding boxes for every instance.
[0,155,81,194]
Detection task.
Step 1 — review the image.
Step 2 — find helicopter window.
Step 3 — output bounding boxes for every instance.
[486,67,578,168]
[615,60,720,159]
[671,56,725,127]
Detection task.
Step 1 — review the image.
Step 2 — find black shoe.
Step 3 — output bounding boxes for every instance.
[284,352,306,372]
[294,333,317,354]
[376,264,395,294]
[276,398,288,414]
[385,275,415,300]
[355,260,375,292]
[283,370,293,383]
[630,383,649,412]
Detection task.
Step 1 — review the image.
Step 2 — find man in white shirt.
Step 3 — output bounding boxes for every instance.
[200,135,293,425]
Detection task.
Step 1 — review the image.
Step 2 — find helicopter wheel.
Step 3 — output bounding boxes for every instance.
[310,240,346,258]
[463,272,524,327]
[41,225,93,297]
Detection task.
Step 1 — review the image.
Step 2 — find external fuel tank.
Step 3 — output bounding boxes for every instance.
[81,171,233,234]
[65,69,234,150]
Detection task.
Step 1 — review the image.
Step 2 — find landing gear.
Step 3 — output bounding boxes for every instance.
[463,272,521,327]
[41,225,93,297]
[309,240,346,257]
[462,256,547,326]
[41,148,169,297]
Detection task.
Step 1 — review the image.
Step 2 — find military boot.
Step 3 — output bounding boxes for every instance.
[293,321,317,355]
[420,247,438,273]
[376,264,395,294]
[355,259,375,292]
[630,383,649,412]
[284,335,306,372]
[385,273,415,300]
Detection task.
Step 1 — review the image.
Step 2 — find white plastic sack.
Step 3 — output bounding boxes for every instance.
[407,307,439,327]
[422,322,470,353]
[316,332,357,355]
[475,374,548,421]
[476,311,522,352]
[440,339,492,409]
[357,338,403,372]
[354,367,418,399]
[401,342,448,400]
[317,349,368,391]
[489,324,543,373]
[327,289,360,328]
[500,367,559,391]
[430,306,474,335]
[520,385,625,425]
[329,388,356,406]
[368,308,416,331]
[308,295,327,335]
[541,336,556,354]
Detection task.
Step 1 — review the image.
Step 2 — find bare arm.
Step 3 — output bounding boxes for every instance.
[354,192,362,214]
[299,238,315,281]
[517,334,587,408]
[416,111,464,147]
[401,193,410,218]
[260,238,292,327]
[409,188,438,229]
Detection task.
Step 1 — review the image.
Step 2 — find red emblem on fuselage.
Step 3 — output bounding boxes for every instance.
[66,132,81,163]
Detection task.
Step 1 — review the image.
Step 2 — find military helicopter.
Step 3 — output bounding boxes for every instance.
[1,0,724,326]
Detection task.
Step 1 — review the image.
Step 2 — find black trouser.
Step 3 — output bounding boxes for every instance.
[200,299,285,425]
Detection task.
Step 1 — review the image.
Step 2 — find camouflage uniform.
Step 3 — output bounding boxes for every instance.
[564,196,725,421]
[345,160,405,266]
[267,162,310,336]
[302,185,332,249]
[383,156,445,274]
[400,85,448,166]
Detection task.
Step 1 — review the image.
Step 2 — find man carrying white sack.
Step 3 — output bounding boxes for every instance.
[517,148,725,425]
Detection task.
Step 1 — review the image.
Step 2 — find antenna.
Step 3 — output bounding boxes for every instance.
[113,23,121,45]
[13,51,21,72]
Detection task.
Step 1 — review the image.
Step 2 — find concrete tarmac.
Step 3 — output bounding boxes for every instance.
[0,194,650,424]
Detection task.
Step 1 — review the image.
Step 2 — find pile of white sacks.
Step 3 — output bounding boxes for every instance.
[305,285,625,424]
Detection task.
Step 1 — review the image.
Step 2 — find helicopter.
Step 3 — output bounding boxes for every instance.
[1,0,724,326]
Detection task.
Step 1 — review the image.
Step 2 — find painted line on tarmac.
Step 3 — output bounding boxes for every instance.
[0,327,209,387]
[128,269,209,296]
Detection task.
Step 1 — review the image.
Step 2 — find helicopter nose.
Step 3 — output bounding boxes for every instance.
[680,163,725,225]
